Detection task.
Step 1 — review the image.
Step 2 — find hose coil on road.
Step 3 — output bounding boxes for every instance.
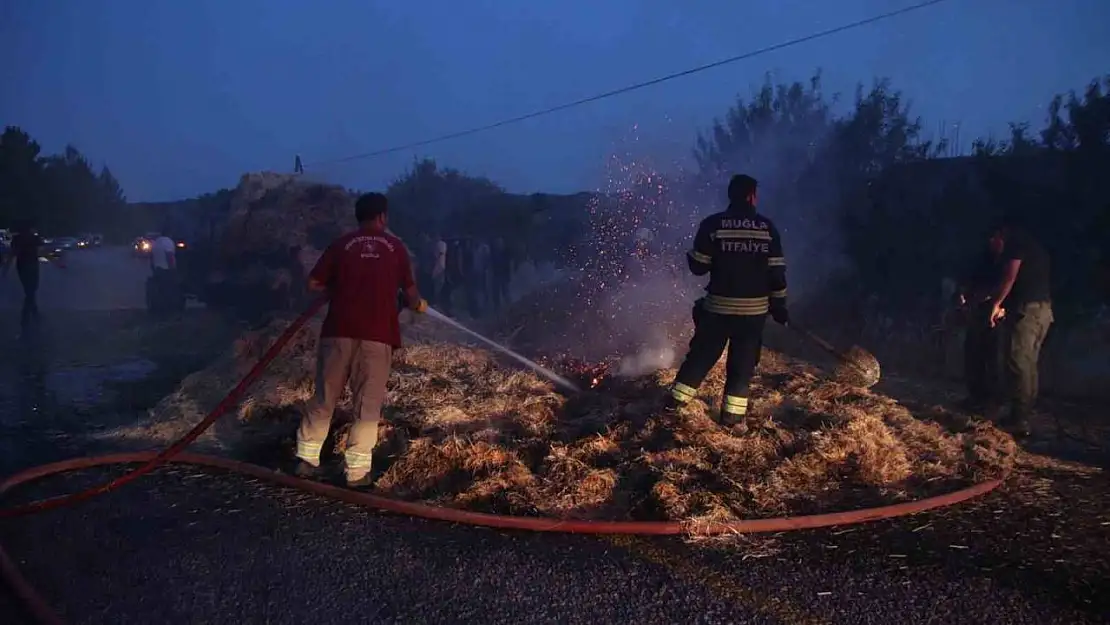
[0,299,1005,624]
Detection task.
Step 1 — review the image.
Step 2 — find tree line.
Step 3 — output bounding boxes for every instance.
[386,70,1110,327]
[686,71,1107,326]
[0,127,137,241]
[4,69,1106,327]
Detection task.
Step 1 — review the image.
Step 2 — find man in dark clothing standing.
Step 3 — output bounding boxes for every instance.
[459,238,480,318]
[984,220,1053,438]
[440,238,462,316]
[956,246,1004,414]
[1,223,42,331]
[665,174,789,426]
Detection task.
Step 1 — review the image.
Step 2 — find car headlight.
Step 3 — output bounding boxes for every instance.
[176,242,186,248]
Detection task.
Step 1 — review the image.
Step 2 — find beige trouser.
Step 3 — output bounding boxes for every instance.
[295,337,392,481]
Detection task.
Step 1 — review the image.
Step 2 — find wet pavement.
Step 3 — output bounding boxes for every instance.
[0,246,150,314]
[2,251,1109,624]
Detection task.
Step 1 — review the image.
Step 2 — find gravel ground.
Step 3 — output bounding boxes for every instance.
[2,464,1107,625]
[1,256,1108,624]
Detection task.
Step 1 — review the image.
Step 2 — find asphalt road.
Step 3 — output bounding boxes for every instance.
[0,246,150,314]
[1,250,1109,625]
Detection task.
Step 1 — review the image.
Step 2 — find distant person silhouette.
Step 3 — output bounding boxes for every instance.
[1,221,43,333]
[490,237,514,311]
[149,226,180,314]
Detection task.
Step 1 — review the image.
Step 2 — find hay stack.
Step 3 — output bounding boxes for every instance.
[199,172,357,316]
[145,312,1016,528]
[218,172,355,268]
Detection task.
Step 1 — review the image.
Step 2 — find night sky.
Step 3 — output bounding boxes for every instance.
[3,0,1108,201]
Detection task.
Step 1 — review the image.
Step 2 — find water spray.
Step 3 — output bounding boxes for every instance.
[424,307,582,393]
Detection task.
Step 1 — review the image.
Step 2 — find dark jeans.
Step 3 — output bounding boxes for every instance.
[149,267,182,315]
[672,300,766,423]
[17,265,39,329]
[1001,301,1053,422]
[963,303,1003,408]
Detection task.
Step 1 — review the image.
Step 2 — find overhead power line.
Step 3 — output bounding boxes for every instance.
[307,0,954,168]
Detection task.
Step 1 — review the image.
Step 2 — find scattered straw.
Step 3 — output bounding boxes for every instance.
[149,313,1016,534]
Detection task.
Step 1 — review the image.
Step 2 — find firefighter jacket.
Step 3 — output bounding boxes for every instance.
[686,204,787,316]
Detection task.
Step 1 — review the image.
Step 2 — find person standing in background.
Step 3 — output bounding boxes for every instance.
[1,221,43,333]
[150,228,179,313]
[983,219,1053,439]
[151,230,177,275]
[429,234,447,306]
[955,243,1003,417]
[458,238,479,318]
[413,234,429,293]
[472,238,491,314]
[490,237,514,311]
[440,237,462,316]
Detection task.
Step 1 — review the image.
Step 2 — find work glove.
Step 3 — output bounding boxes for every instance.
[769,301,789,326]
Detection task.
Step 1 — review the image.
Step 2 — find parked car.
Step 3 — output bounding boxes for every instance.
[40,237,67,261]
[133,232,161,257]
[134,233,188,258]
[76,233,103,248]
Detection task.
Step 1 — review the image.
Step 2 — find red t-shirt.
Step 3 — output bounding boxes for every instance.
[310,227,415,347]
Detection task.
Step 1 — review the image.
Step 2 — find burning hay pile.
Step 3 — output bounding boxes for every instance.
[375,344,1014,522]
[150,312,1016,528]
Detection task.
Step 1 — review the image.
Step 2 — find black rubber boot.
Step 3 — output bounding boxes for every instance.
[346,473,374,490]
[719,409,751,434]
[719,411,743,427]
[662,395,685,414]
[292,459,322,480]
[999,414,1033,439]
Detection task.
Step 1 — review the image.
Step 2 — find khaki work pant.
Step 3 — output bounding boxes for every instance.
[1001,301,1053,421]
[295,337,392,481]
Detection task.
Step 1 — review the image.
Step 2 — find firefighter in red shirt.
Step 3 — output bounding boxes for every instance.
[293,192,427,488]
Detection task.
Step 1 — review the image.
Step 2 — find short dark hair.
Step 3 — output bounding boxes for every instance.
[355,192,388,223]
[990,212,1026,238]
[727,174,758,203]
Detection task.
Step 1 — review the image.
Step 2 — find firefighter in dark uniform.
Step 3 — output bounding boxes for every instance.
[666,174,789,425]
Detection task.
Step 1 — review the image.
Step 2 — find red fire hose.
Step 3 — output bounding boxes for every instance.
[0,299,1005,624]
